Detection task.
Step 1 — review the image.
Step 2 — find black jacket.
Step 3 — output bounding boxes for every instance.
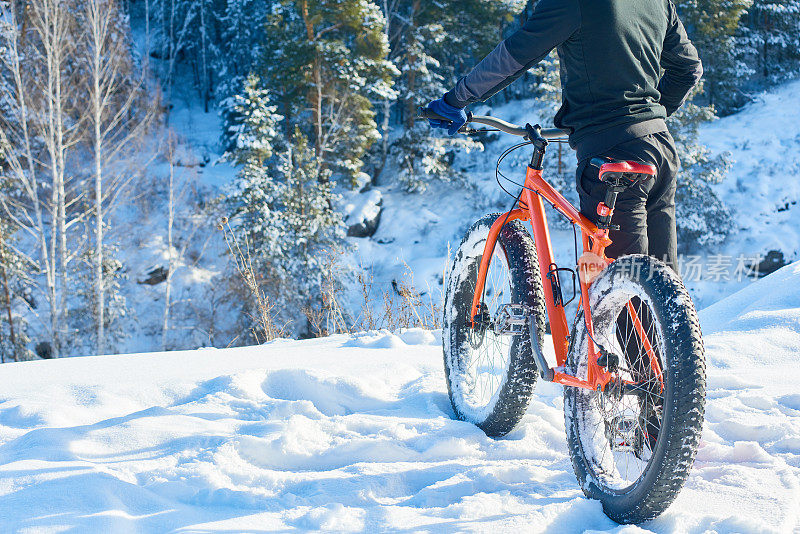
[444,0,702,160]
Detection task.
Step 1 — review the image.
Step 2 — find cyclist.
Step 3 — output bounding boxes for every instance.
[425,0,702,271]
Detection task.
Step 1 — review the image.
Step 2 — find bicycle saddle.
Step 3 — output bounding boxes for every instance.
[589,158,657,187]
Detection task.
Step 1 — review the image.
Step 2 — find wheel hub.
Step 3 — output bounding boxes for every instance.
[605,415,641,454]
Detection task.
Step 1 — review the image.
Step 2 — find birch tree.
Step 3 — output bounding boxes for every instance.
[32,0,85,356]
[84,0,153,354]
[162,134,176,351]
[0,0,82,357]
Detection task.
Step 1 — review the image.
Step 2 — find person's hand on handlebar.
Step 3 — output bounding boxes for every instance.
[425,96,467,136]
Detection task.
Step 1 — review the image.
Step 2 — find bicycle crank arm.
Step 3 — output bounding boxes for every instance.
[529,316,554,381]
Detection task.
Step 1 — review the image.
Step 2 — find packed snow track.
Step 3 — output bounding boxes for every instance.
[1,265,800,532]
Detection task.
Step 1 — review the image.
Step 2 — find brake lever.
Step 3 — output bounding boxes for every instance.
[459,126,500,136]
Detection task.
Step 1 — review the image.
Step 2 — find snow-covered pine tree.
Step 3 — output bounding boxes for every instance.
[216,0,269,83]
[380,0,519,191]
[666,86,733,252]
[389,20,480,192]
[675,0,753,113]
[439,0,522,87]
[276,128,346,317]
[223,78,284,301]
[223,76,345,335]
[739,0,800,85]
[256,0,396,184]
[220,74,282,166]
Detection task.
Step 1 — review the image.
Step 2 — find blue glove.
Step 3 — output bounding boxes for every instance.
[426,97,467,136]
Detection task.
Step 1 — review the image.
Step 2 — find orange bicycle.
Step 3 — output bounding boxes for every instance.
[419,108,706,524]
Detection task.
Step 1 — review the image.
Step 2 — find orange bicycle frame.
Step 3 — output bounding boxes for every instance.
[469,164,663,393]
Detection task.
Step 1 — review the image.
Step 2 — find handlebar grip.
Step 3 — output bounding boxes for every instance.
[417,106,449,122]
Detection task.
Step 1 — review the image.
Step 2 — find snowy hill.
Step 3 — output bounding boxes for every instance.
[704,78,800,261]
[692,77,800,307]
[2,266,800,532]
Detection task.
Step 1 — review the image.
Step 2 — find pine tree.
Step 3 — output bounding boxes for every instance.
[216,0,269,82]
[388,17,479,191]
[391,125,482,192]
[739,0,800,84]
[256,0,396,183]
[220,74,283,166]
[223,78,345,334]
[380,0,516,190]
[675,0,753,113]
[666,86,733,252]
[277,128,346,307]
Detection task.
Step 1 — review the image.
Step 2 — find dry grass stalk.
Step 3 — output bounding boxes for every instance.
[217,217,282,342]
[304,249,348,337]
[355,261,443,333]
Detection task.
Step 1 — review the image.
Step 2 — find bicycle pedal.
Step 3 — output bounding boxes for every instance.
[492,304,530,335]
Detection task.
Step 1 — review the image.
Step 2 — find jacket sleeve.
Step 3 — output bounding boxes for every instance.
[444,0,580,109]
[657,1,703,116]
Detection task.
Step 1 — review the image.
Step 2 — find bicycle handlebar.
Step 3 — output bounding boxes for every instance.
[417,106,569,140]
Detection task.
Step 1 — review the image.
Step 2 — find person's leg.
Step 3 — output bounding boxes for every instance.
[644,131,679,271]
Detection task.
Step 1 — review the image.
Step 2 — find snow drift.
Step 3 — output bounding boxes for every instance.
[1,265,799,532]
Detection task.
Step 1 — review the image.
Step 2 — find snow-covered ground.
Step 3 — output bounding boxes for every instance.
[2,263,799,532]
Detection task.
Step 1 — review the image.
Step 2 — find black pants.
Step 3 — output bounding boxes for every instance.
[576,130,679,271]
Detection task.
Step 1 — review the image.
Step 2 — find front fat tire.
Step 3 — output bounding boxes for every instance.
[443,214,547,438]
[564,254,706,524]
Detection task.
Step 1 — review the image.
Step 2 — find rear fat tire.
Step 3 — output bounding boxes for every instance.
[443,214,547,437]
[564,255,706,524]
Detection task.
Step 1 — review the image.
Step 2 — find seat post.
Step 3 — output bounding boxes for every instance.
[604,188,620,211]
[597,183,625,228]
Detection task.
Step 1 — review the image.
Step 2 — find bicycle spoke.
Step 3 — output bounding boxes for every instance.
[462,248,514,410]
[579,295,666,490]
